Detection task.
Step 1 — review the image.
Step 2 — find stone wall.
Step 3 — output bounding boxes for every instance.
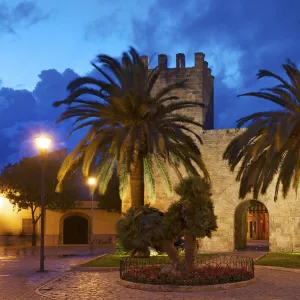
[122,52,300,253]
[200,129,300,252]
[146,128,300,252]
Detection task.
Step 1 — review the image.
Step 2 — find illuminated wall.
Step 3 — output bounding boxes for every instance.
[45,202,121,246]
[0,195,32,235]
[0,195,120,246]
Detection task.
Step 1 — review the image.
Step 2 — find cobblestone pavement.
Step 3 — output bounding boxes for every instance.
[36,268,300,300]
[0,245,114,300]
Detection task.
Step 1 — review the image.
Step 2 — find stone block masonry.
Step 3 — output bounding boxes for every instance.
[122,52,300,253]
[150,52,214,129]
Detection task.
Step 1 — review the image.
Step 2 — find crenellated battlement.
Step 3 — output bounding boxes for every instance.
[122,51,215,130]
[137,52,214,79]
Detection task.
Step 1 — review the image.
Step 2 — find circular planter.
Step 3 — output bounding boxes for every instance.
[117,277,256,292]
[119,254,255,292]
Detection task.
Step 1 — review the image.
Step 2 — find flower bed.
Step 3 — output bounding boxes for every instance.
[120,255,254,286]
[121,265,252,285]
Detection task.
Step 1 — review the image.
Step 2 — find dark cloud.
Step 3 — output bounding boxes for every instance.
[0,131,14,164]
[131,0,300,128]
[0,68,80,166]
[33,68,79,120]
[0,88,36,128]
[0,0,51,35]
[2,120,74,163]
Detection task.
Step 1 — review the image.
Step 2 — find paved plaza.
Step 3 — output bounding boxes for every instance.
[0,245,113,300]
[0,245,300,299]
[37,268,300,300]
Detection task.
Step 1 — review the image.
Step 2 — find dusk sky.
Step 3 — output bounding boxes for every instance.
[0,0,299,166]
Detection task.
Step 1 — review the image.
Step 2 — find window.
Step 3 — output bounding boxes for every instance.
[22,219,33,235]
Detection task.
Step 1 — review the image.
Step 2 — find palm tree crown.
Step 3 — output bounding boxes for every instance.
[224,61,300,201]
[53,47,208,207]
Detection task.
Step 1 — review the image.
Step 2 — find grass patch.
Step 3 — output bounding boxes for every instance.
[82,253,129,267]
[82,252,214,268]
[255,253,300,269]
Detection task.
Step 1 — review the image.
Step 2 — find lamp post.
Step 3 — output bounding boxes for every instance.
[35,136,51,272]
[87,177,96,254]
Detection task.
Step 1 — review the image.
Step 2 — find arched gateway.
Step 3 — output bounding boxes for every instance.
[59,212,90,244]
[235,200,269,251]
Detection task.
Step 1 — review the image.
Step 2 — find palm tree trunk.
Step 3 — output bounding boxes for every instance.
[130,156,144,208]
[184,233,197,272]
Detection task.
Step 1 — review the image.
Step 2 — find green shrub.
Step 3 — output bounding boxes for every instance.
[115,238,128,255]
[116,205,169,255]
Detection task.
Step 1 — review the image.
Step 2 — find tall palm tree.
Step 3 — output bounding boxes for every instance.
[223,61,300,201]
[53,47,209,208]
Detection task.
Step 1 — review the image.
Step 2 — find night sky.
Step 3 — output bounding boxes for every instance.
[0,0,299,166]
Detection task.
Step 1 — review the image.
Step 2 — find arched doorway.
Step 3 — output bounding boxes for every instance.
[235,200,269,251]
[63,215,89,244]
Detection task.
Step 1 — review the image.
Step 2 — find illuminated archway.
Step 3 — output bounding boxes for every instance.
[234,200,269,250]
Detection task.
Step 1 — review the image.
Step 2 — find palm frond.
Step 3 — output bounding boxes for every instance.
[53,46,209,206]
[225,61,300,201]
[153,154,172,196]
[143,154,155,201]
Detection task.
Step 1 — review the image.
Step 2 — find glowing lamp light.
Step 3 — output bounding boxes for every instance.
[87,177,96,186]
[35,136,52,151]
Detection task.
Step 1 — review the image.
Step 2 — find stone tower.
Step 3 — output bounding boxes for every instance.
[140,52,214,129]
[121,52,215,212]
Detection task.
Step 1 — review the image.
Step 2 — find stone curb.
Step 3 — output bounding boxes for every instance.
[252,252,268,261]
[255,265,300,273]
[70,253,109,271]
[117,277,256,293]
[35,274,67,299]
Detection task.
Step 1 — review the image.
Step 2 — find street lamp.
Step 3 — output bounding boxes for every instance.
[35,135,51,272]
[87,176,96,254]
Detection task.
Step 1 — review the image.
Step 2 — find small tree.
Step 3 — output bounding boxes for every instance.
[117,176,217,273]
[165,176,217,271]
[0,155,79,246]
[116,205,165,256]
[116,205,182,268]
